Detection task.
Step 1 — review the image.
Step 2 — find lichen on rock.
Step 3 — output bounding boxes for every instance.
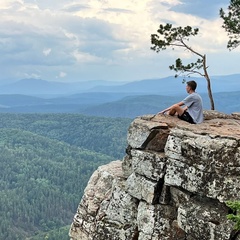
[69,111,240,240]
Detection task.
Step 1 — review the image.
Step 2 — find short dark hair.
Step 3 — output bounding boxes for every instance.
[187,80,197,91]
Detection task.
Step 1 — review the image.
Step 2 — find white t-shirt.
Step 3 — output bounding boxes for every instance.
[183,92,204,124]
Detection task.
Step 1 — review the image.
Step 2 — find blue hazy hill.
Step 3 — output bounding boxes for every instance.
[0,91,239,118]
[87,74,240,95]
[0,74,239,117]
[0,78,126,96]
[0,74,239,96]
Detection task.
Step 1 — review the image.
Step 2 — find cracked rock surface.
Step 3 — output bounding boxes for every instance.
[69,111,240,240]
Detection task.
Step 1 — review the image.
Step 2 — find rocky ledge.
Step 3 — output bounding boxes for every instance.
[69,111,240,240]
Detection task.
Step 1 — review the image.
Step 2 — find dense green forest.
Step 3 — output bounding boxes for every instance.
[0,113,132,239]
[0,113,132,159]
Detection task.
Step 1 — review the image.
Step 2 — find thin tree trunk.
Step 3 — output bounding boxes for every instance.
[203,55,215,110]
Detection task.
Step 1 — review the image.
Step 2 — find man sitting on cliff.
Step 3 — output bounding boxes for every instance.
[158,80,204,124]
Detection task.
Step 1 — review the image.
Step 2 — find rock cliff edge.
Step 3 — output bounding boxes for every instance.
[69,111,240,240]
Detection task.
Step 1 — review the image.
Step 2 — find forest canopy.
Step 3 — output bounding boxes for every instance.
[0,113,131,240]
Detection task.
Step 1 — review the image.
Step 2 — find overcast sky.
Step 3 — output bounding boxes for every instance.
[0,0,239,83]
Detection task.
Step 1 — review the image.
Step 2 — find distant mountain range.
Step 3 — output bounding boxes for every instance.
[0,74,239,96]
[0,78,126,96]
[0,74,239,117]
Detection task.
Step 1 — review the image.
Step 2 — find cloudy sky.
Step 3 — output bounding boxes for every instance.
[0,0,239,83]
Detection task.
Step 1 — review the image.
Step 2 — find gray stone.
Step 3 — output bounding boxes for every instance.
[70,111,240,240]
[165,128,240,202]
[122,149,167,180]
[137,201,177,240]
[127,117,169,150]
[126,172,156,204]
[69,160,125,240]
[177,197,233,240]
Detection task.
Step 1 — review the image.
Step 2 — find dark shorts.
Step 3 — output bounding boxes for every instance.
[178,111,195,124]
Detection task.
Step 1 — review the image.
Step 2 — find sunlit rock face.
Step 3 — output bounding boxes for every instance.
[69,111,240,240]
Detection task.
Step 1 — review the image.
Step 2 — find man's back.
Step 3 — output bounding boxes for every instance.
[183,92,203,124]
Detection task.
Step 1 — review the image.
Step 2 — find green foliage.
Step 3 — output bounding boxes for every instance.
[226,200,240,230]
[151,24,199,52]
[0,113,131,159]
[220,0,240,50]
[28,226,70,240]
[151,23,203,78]
[169,58,203,79]
[0,128,112,239]
[0,113,131,239]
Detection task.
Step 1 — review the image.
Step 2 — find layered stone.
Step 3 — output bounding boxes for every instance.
[165,128,240,202]
[69,111,240,240]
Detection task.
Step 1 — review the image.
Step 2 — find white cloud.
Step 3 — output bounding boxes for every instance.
[73,50,103,64]
[58,71,67,78]
[0,0,238,82]
[43,48,52,56]
[23,72,41,79]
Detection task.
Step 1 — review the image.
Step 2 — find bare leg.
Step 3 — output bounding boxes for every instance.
[168,108,176,116]
[168,104,185,116]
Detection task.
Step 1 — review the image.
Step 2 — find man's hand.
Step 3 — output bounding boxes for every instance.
[158,109,167,115]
